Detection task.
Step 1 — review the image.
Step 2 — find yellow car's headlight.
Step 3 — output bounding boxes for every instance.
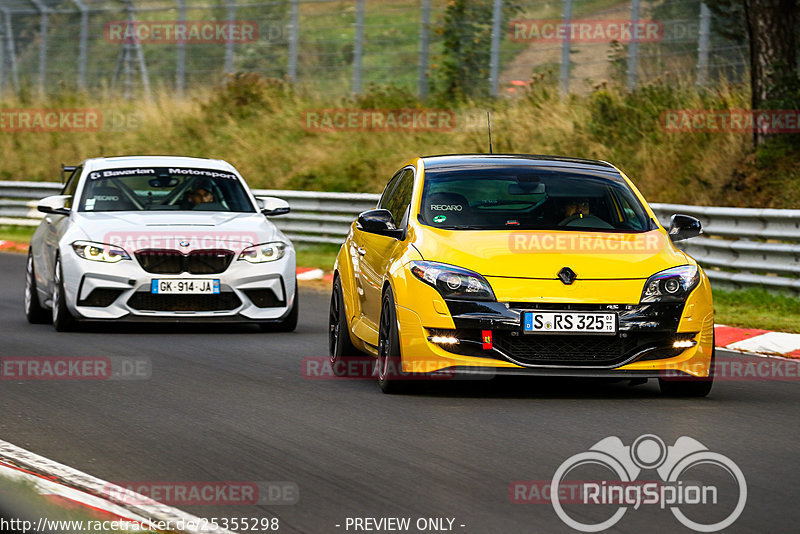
[238,242,287,263]
[641,265,699,303]
[410,261,495,301]
[71,241,130,263]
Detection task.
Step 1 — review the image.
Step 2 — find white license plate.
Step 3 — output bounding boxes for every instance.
[151,279,220,294]
[523,312,616,333]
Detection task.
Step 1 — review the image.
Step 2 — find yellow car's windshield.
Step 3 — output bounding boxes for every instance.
[419,167,653,232]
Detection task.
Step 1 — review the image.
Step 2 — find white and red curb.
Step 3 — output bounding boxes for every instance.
[295,267,325,280]
[0,440,233,533]
[714,325,800,359]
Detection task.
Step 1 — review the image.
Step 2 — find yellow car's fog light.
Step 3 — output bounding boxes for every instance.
[673,339,697,349]
[429,335,459,345]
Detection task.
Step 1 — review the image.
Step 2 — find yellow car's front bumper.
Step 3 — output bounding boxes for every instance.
[391,274,715,379]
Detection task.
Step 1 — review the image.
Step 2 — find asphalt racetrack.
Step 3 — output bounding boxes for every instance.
[1,251,798,533]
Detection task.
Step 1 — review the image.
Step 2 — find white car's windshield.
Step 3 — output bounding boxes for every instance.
[77,167,256,213]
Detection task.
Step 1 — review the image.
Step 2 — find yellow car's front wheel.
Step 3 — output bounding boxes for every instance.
[329,275,362,376]
[377,288,409,394]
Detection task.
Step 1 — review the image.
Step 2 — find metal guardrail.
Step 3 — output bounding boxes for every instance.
[649,204,800,292]
[1,181,798,292]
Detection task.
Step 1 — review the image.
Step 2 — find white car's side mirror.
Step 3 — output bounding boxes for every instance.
[37,195,71,216]
[256,196,290,217]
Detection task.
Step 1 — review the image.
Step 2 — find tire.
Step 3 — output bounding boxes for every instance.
[328,274,363,376]
[259,281,298,332]
[376,287,411,394]
[25,250,50,324]
[52,254,77,332]
[659,341,714,397]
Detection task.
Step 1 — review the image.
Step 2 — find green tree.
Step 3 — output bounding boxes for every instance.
[432,0,520,100]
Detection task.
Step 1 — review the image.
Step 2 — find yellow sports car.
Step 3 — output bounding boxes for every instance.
[329,155,714,395]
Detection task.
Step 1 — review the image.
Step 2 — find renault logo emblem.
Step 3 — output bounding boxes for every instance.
[558,267,576,285]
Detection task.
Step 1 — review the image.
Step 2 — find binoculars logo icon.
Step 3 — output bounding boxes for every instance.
[551,434,747,532]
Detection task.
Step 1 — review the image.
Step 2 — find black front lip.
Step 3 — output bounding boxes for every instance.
[429,366,693,378]
[436,299,689,369]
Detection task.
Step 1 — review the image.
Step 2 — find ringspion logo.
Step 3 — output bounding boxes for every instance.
[548,434,746,532]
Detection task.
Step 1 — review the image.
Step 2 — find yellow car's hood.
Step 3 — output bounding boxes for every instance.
[412,226,686,280]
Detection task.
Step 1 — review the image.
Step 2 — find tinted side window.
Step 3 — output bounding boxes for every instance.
[377,171,403,212]
[61,166,82,209]
[383,169,414,226]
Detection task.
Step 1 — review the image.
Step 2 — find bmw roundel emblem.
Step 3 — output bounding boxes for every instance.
[179,240,190,247]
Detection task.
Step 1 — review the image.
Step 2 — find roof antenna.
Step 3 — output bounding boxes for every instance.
[487,112,493,154]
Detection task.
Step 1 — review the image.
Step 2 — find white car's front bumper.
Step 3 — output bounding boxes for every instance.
[59,245,297,322]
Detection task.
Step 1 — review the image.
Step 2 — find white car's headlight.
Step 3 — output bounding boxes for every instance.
[238,242,287,263]
[71,241,130,263]
[641,265,700,303]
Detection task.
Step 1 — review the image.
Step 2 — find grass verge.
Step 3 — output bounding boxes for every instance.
[295,243,340,271]
[1,73,798,208]
[713,288,800,334]
[0,225,35,244]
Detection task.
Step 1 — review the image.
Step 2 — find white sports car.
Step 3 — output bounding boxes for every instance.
[25,156,298,331]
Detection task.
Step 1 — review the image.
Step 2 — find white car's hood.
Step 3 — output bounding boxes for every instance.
[74,211,280,253]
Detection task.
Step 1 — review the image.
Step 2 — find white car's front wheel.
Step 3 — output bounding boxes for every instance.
[25,250,50,324]
[52,255,77,332]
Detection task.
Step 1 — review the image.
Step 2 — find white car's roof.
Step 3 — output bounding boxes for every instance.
[83,156,237,173]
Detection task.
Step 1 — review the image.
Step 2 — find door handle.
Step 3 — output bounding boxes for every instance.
[357,247,367,256]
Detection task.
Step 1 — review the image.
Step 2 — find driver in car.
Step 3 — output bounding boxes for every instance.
[188,187,214,207]
[561,199,590,221]
[559,198,613,228]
